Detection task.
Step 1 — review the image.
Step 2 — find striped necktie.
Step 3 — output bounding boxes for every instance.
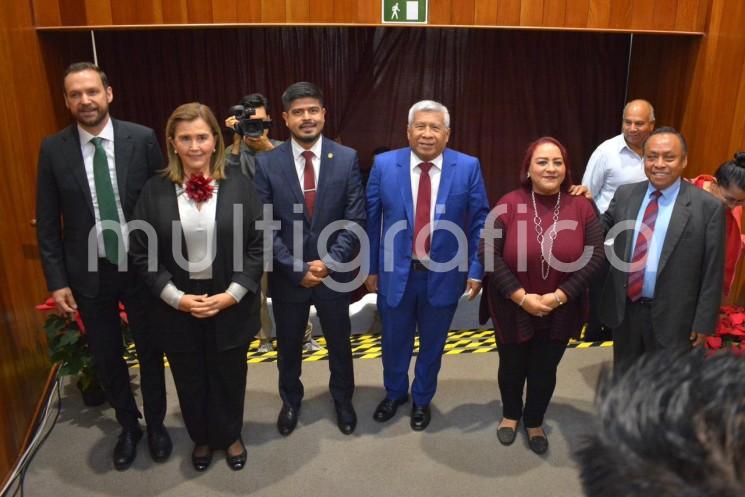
[627,190,662,301]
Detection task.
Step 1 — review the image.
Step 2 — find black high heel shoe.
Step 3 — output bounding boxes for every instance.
[225,439,247,471]
[191,445,213,471]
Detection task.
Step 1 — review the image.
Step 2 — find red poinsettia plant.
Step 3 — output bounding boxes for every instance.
[705,305,745,352]
[36,299,133,395]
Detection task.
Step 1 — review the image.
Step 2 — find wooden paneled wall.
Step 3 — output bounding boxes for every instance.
[682,0,745,304]
[0,1,58,485]
[32,0,708,32]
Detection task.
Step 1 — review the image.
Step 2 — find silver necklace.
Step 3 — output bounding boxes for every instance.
[531,190,561,280]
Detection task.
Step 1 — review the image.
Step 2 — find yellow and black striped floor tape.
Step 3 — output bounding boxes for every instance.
[125,329,611,367]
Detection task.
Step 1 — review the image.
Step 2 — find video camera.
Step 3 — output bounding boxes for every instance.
[228,104,272,138]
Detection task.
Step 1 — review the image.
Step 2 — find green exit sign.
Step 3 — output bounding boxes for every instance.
[382,0,428,24]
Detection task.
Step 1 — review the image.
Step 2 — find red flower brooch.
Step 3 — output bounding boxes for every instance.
[185,173,214,203]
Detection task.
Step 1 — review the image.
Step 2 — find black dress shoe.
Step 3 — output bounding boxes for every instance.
[113,428,143,470]
[147,426,173,462]
[373,396,409,423]
[191,446,213,471]
[225,440,247,471]
[335,401,357,435]
[526,427,549,454]
[410,404,431,431]
[277,404,300,436]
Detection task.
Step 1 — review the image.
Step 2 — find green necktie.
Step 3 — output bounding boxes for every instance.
[91,137,121,265]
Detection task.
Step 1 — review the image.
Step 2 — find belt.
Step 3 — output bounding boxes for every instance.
[411,259,429,272]
[628,297,654,305]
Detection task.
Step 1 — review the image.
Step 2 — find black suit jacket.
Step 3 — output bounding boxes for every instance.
[130,171,264,351]
[254,138,366,303]
[599,180,725,345]
[36,119,162,297]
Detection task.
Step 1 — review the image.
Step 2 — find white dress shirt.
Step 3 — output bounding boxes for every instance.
[410,151,443,239]
[581,133,646,213]
[159,182,247,309]
[77,118,128,256]
[291,136,323,191]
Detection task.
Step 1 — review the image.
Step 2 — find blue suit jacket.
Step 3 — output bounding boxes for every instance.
[366,147,489,307]
[254,138,366,303]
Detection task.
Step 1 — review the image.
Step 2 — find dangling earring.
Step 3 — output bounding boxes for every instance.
[527,172,530,179]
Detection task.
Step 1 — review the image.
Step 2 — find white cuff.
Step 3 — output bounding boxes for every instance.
[225,282,248,303]
[160,282,185,310]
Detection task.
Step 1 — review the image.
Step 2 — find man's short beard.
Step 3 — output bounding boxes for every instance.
[78,109,108,128]
[293,132,320,144]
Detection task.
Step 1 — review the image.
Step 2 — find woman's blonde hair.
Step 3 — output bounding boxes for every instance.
[163,102,226,183]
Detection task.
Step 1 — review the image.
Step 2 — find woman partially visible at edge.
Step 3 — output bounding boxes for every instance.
[688,151,745,297]
[130,103,263,471]
[479,137,605,454]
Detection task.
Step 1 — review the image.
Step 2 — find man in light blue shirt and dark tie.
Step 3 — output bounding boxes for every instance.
[599,127,725,372]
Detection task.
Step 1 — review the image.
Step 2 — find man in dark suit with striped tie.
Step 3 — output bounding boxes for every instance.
[254,82,366,436]
[599,127,725,372]
[36,62,169,469]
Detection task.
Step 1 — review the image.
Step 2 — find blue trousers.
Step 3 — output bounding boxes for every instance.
[379,270,458,406]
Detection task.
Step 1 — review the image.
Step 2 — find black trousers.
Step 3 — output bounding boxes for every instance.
[585,259,610,341]
[162,281,249,449]
[74,260,166,431]
[273,297,354,408]
[496,332,568,428]
[611,299,695,374]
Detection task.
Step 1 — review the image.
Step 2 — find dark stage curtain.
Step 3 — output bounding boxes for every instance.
[93,27,629,204]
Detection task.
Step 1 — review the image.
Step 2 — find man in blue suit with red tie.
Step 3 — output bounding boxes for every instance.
[365,100,489,430]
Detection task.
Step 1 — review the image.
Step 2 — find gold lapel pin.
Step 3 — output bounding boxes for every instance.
[327,152,334,159]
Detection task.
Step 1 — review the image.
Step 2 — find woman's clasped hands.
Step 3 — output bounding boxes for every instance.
[512,289,567,318]
[179,293,237,318]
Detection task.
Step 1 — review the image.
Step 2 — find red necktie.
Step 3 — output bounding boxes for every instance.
[413,162,433,259]
[301,150,316,218]
[627,190,662,301]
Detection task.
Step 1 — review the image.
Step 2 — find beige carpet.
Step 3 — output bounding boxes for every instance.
[23,346,611,497]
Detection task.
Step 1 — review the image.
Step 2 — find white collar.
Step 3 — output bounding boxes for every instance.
[77,116,114,145]
[291,135,323,161]
[410,150,443,172]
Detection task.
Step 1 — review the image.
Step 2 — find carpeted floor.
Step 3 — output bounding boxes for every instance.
[22,343,611,497]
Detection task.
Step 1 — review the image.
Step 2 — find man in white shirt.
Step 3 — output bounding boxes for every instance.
[581,99,655,341]
[583,99,655,213]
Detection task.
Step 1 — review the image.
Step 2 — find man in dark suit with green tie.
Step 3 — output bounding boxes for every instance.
[35,62,170,470]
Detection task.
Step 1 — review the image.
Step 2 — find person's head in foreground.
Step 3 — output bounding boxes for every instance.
[576,349,745,497]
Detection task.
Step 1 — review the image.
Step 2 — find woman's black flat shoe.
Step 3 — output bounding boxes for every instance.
[497,426,517,445]
[226,443,247,471]
[526,428,549,454]
[191,449,213,471]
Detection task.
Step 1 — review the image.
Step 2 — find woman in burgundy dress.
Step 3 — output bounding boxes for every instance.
[479,137,604,454]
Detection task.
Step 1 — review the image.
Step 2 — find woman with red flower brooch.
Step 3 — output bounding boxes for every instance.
[131,103,263,471]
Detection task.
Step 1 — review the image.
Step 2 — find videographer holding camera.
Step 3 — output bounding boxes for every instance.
[225,93,281,179]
